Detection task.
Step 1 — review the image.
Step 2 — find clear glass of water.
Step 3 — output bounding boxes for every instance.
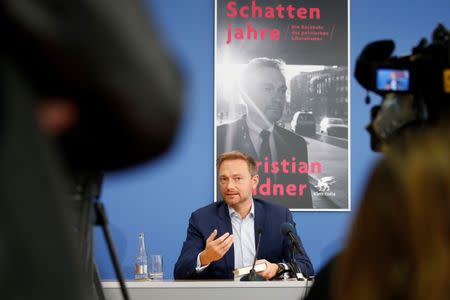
[149,254,163,280]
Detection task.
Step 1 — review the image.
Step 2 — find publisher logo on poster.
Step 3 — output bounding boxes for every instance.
[313,176,336,197]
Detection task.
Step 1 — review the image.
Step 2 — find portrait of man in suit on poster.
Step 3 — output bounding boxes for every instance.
[217,58,313,209]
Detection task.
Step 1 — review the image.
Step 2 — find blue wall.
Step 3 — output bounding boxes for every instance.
[94,0,450,279]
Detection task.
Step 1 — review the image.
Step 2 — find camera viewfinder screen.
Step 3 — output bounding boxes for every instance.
[376,69,410,91]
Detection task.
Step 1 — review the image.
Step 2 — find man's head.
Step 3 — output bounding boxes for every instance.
[217,151,259,208]
[240,58,287,125]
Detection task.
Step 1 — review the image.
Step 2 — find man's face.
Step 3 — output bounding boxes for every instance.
[244,67,287,123]
[219,159,259,208]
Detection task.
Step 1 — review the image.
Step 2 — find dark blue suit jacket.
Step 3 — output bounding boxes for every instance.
[173,199,314,279]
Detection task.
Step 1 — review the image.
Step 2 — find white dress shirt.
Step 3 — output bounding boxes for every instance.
[228,201,256,269]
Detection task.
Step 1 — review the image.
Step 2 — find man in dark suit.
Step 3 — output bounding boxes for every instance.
[217,58,313,209]
[174,151,313,280]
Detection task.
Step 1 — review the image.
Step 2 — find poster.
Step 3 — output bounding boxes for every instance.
[215,0,349,211]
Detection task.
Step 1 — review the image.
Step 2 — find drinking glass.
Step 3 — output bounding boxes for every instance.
[149,254,163,280]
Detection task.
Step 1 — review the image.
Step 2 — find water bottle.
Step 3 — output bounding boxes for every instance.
[134,232,149,280]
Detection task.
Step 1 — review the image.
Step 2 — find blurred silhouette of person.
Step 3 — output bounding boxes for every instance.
[217,58,312,209]
[0,1,182,299]
[307,123,450,300]
[306,123,450,300]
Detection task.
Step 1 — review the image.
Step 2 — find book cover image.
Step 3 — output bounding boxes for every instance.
[215,0,349,211]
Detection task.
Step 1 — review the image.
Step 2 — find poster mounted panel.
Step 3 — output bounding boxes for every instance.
[215,0,350,211]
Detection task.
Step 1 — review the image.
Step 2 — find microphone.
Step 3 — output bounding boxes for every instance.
[280,222,306,281]
[280,222,303,254]
[240,227,265,281]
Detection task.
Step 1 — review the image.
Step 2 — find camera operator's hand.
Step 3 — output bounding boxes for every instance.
[37,99,79,136]
[199,229,234,266]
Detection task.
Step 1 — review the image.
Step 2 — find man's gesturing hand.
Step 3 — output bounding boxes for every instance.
[199,229,234,266]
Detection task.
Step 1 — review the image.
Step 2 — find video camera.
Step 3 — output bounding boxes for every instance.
[355,23,450,151]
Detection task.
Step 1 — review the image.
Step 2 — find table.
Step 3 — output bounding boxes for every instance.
[102,280,313,300]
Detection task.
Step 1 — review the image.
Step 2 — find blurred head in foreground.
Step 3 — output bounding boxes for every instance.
[335,122,450,300]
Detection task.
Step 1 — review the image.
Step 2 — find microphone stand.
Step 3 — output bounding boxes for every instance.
[95,202,130,300]
[289,242,305,281]
[240,230,265,281]
[280,223,309,282]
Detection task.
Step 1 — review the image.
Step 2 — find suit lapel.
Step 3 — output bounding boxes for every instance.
[273,126,291,182]
[218,203,234,272]
[230,117,258,158]
[273,125,289,159]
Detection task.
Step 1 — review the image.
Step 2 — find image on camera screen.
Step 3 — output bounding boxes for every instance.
[376,68,410,92]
